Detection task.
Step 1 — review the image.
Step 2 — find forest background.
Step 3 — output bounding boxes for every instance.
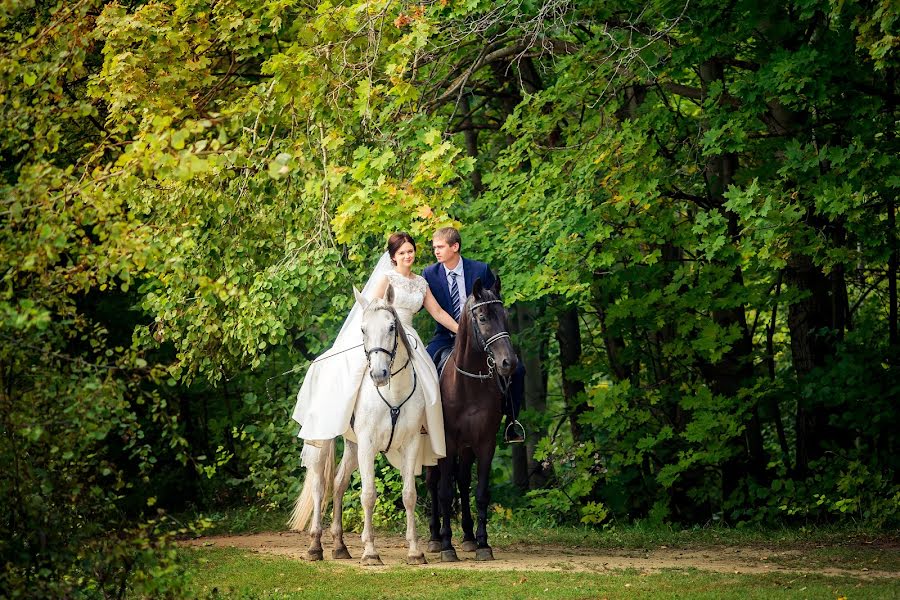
[1,0,897,596]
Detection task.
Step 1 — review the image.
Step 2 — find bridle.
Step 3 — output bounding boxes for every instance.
[455,299,511,381]
[362,306,411,377]
[361,305,416,452]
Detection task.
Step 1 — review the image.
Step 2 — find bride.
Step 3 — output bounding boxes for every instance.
[291,232,459,472]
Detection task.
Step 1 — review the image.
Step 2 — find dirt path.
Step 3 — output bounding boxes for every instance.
[184,531,898,579]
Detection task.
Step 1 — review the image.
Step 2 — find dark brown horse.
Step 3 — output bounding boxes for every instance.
[426,277,517,562]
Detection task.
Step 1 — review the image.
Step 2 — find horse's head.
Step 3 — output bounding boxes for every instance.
[354,285,402,387]
[466,276,517,378]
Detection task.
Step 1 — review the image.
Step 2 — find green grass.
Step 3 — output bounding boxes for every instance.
[485,520,900,573]
[191,506,291,536]
[183,547,898,599]
[771,543,900,574]
[486,519,892,550]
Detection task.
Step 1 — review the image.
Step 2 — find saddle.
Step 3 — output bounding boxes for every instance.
[434,345,454,378]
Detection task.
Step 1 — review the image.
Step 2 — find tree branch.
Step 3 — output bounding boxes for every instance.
[660,82,703,100]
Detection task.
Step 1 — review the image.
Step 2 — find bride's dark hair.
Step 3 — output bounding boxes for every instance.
[387,232,416,264]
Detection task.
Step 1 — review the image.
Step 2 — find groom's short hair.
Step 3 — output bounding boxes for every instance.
[434,226,461,250]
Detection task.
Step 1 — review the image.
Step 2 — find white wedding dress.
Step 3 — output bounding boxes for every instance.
[291,266,446,474]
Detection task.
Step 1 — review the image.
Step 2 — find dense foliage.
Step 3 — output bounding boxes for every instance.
[1,0,897,594]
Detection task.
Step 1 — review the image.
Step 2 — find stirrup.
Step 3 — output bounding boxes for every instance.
[504,420,525,444]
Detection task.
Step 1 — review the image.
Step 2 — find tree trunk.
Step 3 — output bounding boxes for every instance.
[785,252,835,473]
[556,305,586,440]
[699,59,768,503]
[888,67,898,350]
[459,94,484,196]
[508,304,529,491]
[766,273,793,473]
[890,198,898,349]
[764,68,842,474]
[514,302,549,490]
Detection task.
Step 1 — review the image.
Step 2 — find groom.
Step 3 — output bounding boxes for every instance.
[423,226,525,443]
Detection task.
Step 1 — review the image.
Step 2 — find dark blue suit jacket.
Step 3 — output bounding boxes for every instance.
[423,258,495,360]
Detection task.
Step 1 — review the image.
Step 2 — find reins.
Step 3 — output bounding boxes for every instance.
[362,304,417,453]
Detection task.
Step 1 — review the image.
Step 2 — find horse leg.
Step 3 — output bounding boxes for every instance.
[308,480,325,560]
[402,438,426,565]
[330,439,358,560]
[474,446,496,561]
[300,444,327,561]
[438,452,459,562]
[426,466,441,553]
[457,448,477,553]
[357,440,383,566]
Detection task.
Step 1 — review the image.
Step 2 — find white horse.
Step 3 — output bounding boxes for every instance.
[288,285,427,566]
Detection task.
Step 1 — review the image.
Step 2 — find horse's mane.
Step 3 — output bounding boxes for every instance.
[454,294,473,351]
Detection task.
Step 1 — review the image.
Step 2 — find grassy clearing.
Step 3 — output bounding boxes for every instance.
[184,507,899,573]
[183,547,897,599]
[485,521,900,573]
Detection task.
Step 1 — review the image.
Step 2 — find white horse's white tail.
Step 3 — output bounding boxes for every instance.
[288,439,336,531]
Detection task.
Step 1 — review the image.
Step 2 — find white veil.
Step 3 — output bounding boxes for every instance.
[331,251,393,348]
[293,250,393,436]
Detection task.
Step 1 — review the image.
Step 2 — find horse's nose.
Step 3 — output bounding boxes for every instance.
[501,357,511,370]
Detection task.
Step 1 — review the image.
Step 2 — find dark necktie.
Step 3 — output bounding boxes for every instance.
[449,271,461,322]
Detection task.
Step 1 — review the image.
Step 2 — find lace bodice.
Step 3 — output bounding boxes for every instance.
[384,271,428,327]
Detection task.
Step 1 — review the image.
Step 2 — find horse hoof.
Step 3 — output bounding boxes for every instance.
[332,546,352,560]
[427,540,442,553]
[461,540,477,552]
[475,547,494,561]
[440,549,459,563]
[306,548,324,561]
[406,553,427,565]
[362,554,383,566]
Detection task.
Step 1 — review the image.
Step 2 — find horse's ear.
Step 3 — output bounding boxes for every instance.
[492,272,501,296]
[353,286,369,310]
[472,277,483,298]
[384,283,395,305]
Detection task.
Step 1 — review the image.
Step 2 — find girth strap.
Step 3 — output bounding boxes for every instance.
[377,370,418,453]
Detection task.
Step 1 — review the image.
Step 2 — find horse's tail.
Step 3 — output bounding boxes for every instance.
[288,439,336,532]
